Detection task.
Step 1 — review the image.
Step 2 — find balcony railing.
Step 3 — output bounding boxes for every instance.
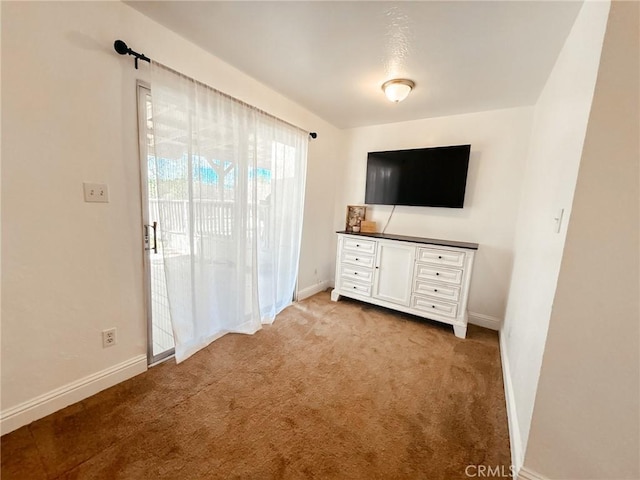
[149,199,270,256]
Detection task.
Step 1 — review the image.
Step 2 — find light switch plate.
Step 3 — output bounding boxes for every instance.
[83,183,109,203]
[554,208,564,234]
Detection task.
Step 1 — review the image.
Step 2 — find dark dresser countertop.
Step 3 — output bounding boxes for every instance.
[336,231,479,250]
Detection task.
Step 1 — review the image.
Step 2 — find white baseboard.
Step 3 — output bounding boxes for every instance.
[468,311,502,330]
[500,331,524,478]
[518,466,547,480]
[297,280,331,301]
[0,354,147,435]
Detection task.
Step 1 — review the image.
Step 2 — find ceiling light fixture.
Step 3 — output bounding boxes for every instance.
[382,79,415,103]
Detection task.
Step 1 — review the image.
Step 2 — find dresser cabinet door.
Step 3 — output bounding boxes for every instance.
[372,241,415,306]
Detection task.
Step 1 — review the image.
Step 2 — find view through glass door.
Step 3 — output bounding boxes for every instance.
[137,83,175,364]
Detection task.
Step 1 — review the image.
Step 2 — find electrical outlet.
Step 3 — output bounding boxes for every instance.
[102,328,117,348]
[83,182,109,203]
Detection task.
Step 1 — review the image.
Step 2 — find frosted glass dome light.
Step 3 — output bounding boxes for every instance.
[382,79,415,103]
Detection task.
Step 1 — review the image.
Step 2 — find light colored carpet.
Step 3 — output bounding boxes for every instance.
[1,291,510,479]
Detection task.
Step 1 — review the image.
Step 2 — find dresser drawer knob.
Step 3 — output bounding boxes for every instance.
[356,244,360,247]
[354,272,358,275]
[355,258,359,261]
[432,305,436,308]
[438,256,442,259]
[353,286,357,289]
[434,289,438,292]
[436,272,440,276]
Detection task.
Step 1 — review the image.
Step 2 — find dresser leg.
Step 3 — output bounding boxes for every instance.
[453,324,467,339]
[330,289,341,302]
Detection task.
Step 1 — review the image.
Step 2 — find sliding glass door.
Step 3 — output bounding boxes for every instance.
[137,83,175,365]
[137,65,308,364]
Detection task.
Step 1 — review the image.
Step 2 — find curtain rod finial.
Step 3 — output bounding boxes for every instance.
[114,40,129,55]
[114,39,150,69]
[309,132,317,139]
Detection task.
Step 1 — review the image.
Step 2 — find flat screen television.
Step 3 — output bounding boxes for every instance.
[364,144,470,208]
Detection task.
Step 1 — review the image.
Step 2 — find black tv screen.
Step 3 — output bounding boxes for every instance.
[364,144,470,208]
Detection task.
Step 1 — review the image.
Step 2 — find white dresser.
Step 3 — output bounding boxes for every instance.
[331,232,478,338]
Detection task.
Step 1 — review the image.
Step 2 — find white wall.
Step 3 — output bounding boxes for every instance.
[299,129,347,298]
[523,2,639,478]
[500,0,610,469]
[335,107,534,324]
[1,1,342,432]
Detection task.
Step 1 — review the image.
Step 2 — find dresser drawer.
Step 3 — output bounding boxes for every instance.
[413,279,461,303]
[341,251,375,269]
[342,237,377,255]
[341,280,372,297]
[340,265,374,285]
[414,264,463,285]
[411,295,458,319]
[416,247,465,268]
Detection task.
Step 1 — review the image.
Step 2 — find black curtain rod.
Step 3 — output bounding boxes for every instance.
[114,40,150,69]
[113,39,318,140]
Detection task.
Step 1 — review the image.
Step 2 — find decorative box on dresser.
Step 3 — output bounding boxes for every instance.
[331,232,478,338]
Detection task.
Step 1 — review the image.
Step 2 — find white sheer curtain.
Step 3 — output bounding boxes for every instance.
[150,62,307,362]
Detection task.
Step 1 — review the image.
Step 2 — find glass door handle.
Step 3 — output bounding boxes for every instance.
[144,222,158,254]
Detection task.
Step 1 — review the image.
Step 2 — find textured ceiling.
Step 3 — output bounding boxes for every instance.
[127,1,583,128]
